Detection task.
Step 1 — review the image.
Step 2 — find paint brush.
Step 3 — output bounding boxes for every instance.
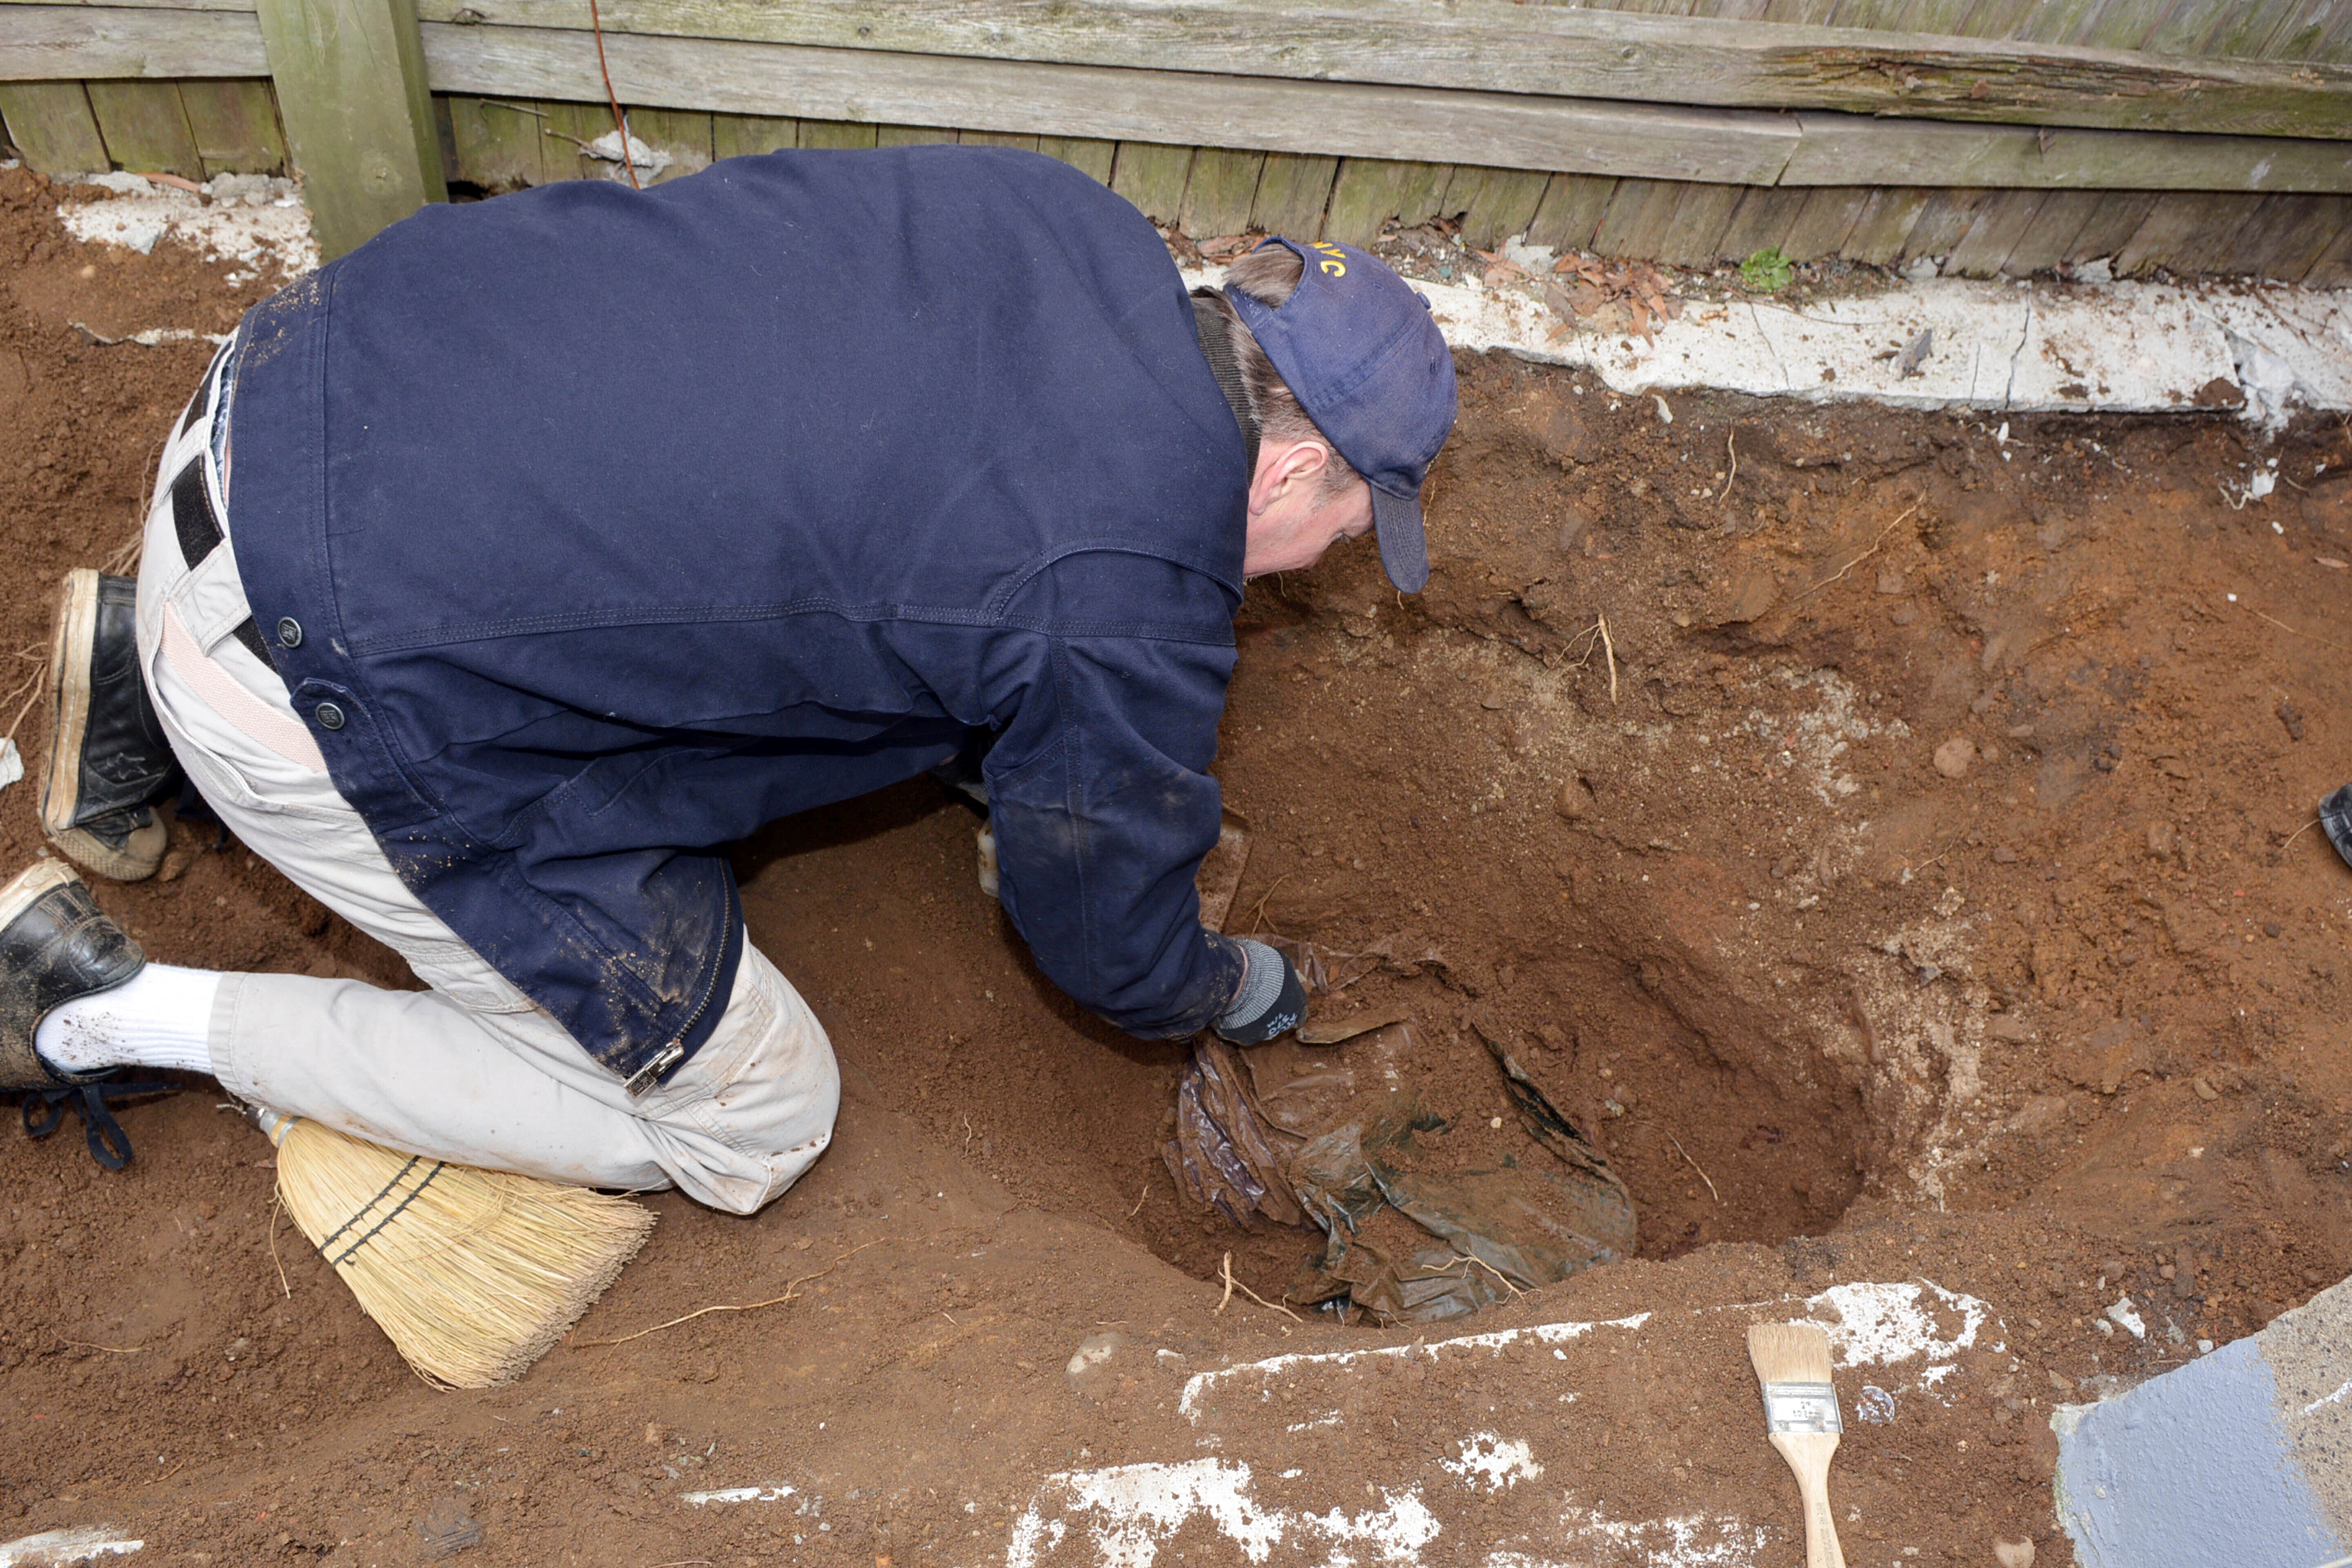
[1746,1321,1847,1568]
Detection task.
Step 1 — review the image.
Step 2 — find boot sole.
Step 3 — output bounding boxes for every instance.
[39,570,164,882]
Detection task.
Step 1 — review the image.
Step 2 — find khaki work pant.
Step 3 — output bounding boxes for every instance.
[131,347,839,1214]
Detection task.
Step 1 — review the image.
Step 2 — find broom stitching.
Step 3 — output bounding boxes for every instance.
[315,1152,425,1254]
[330,1160,448,1268]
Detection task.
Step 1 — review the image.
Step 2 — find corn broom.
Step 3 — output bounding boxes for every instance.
[251,1106,656,1388]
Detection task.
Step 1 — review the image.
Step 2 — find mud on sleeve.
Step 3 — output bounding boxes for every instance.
[984,623,1246,1038]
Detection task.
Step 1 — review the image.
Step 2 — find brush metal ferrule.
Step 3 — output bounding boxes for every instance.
[1762,1380,1844,1434]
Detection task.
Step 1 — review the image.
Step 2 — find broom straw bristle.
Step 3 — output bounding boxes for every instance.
[265,1113,655,1388]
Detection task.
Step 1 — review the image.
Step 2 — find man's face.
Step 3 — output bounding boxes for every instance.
[1241,439,1374,579]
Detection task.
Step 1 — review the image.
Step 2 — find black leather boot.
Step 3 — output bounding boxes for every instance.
[0,860,145,1091]
[39,570,181,881]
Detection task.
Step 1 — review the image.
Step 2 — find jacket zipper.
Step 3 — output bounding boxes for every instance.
[623,875,736,1098]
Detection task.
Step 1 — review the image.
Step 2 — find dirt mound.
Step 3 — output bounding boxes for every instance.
[0,161,2347,1563]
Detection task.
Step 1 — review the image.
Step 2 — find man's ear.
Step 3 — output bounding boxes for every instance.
[1248,439,1333,515]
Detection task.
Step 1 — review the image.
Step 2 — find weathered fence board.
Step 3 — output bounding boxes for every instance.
[255,0,445,256]
[416,24,1811,186]
[708,111,795,160]
[390,0,2352,140]
[1780,112,2352,193]
[1249,150,1338,238]
[176,75,282,172]
[1110,141,1194,225]
[1941,188,2048,276]
[0,80,112,170]
[84,79,203,177]
[1837,185,1931,265]
[1,5,267,79]
[443,93,550,188]
[1323,157,1452,245]
[1523,173,1622,253]
[1038,135,1116,182]
[1181,147,1266,236]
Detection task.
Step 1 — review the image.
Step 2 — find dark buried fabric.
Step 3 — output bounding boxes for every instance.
[1163,940,1636,1324]
[220,146,1257,1084]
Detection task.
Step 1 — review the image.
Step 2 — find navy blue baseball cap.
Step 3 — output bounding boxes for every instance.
[1223,237,1457,592]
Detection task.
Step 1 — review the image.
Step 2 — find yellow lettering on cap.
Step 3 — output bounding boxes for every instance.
[1310,241,1348,277]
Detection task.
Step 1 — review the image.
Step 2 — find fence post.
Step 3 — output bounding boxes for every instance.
[254,0,444,258]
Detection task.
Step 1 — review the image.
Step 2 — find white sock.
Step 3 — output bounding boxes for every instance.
[35,962,223,1077]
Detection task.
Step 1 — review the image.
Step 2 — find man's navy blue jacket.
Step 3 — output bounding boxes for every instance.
[225,147,1252,1087]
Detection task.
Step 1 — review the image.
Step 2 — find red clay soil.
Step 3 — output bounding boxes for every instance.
[0,160,2348,1565]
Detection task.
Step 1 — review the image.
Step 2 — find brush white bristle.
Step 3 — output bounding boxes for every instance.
[270,1116,655,1388]
[1747,1321,1837,1385]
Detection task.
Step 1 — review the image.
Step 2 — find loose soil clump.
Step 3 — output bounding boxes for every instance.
[0,162,2347,1564]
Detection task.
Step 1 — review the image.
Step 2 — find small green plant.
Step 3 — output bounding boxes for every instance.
[1740,245,1795,293]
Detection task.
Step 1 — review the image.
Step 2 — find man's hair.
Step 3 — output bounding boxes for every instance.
[1194,245,1364,503]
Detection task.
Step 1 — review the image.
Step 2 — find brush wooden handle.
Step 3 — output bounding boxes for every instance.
[1767,1431,1845,1568]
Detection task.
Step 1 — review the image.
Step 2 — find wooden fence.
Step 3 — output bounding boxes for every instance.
[4,0,2352,281]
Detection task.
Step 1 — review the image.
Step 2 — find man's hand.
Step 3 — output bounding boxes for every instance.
[1214,936,1307,1045]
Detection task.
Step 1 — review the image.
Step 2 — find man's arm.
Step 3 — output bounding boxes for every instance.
[984,624,1247,1038]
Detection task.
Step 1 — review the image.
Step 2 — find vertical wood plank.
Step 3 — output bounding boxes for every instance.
[798,120,878,149]
[254,0,445,257]
[2059,190,2158,265]
[961,130,1040,149]
[1592,178,1696,258]
[1249,151,1338,238]
[443,95,548,191]
[1111,142,1194,225]
[1523,173,1619,253]
[712,114,799,160]
[539,100,608,181]
[1646,180,1746,263]
[1895,189,1994,266]
[1838,186,1930,265]
[1942,189,2048,276]
[1038,136,1116,181]
[624,107,711,184]
[1322,158,1450,245]
[1715,186,1807,264]
[1781,187,1871,261]
[2206,192,2340,280]
[874,125,958,146]
[176,78,285,177]
[1181,148,1266,236]
[2116,192,2264,276]
[1998,189,2100,276]
[1451,166,1551,250]
[2258,0,2333,60]
[85,82,203,180]
[2303,220,2352,288]
[0,82,111,174]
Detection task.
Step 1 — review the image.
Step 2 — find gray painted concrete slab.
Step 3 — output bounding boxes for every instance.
[2056,1278,2350,1568]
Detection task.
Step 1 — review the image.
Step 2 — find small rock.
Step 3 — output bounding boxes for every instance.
[2263,921,2281,938]
[1993,1540,2035,1568]
[1933,738,1975,778]
[1986,1016,2033,1042]
[2192,1076,2219,1101]
[1553,778,1593,820]
[1875,567,1906,595]
[1991,846,2018,863]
